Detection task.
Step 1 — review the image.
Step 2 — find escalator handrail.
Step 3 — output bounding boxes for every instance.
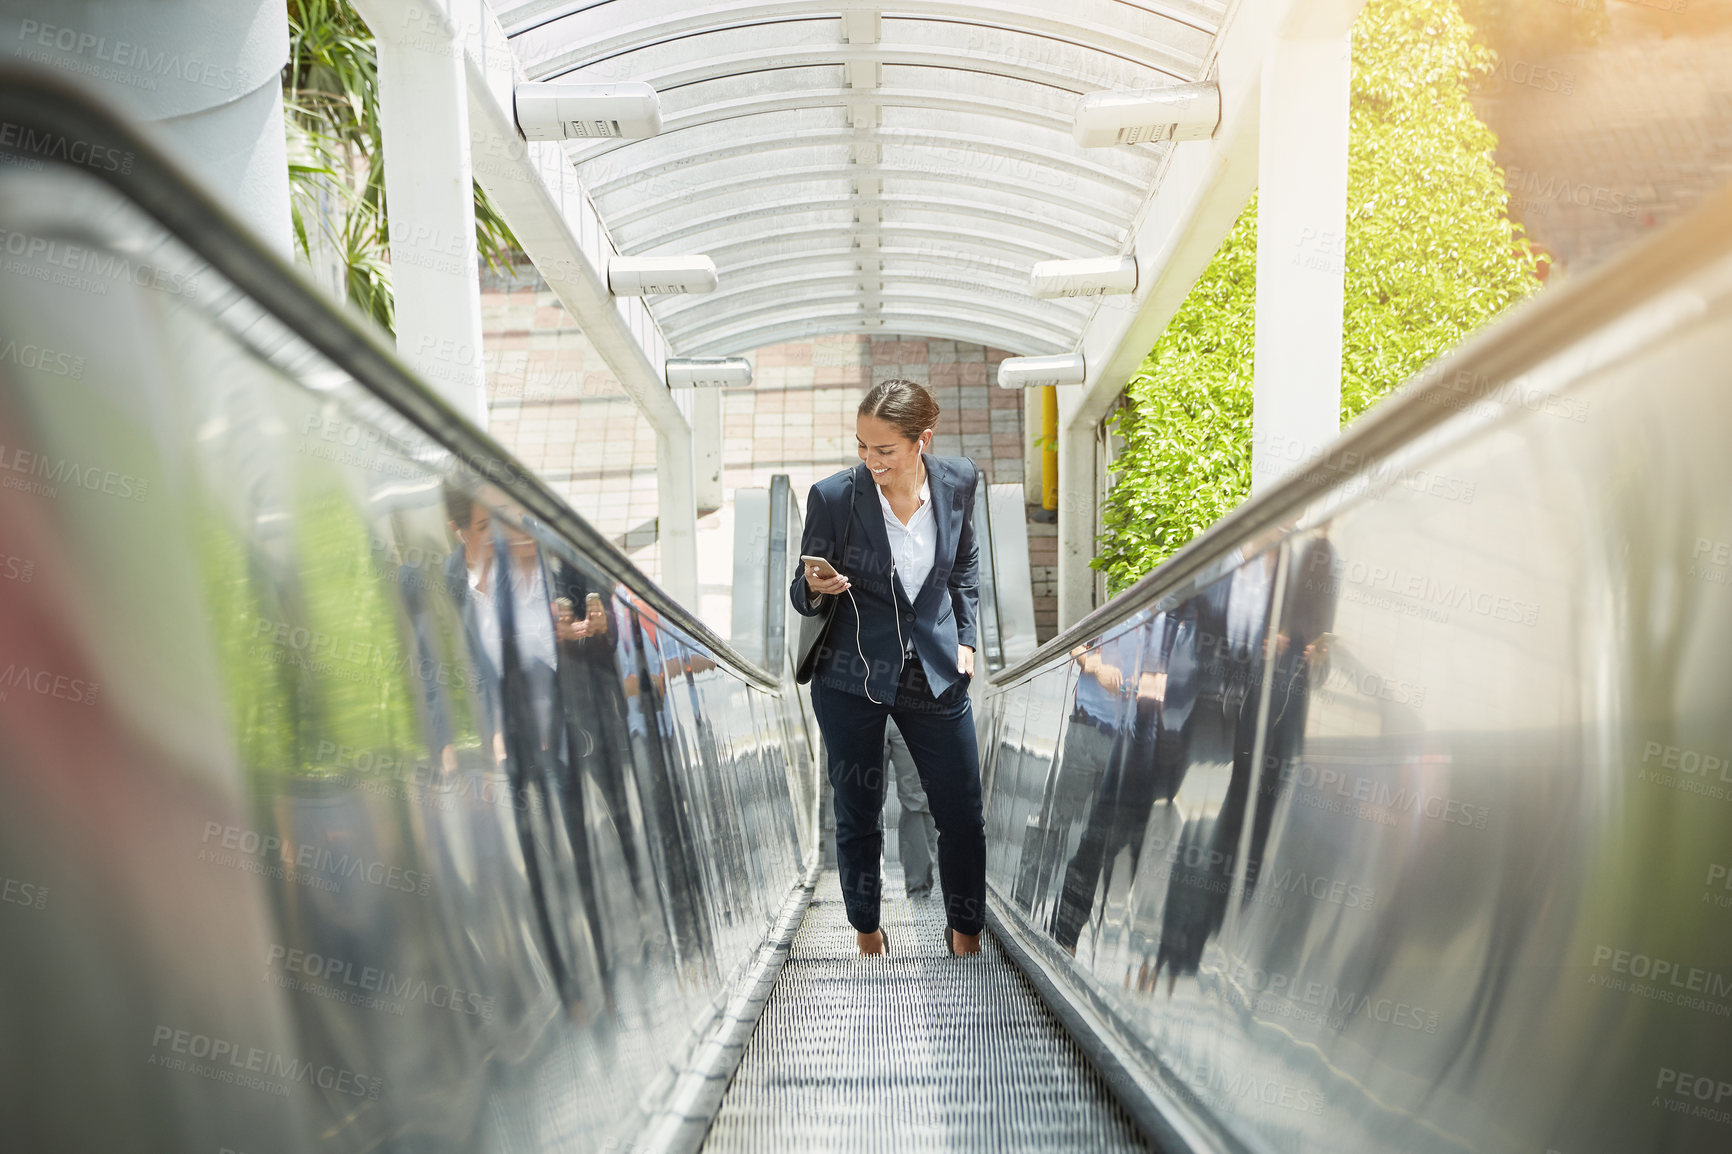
[991,183,1732,688]
[0,64,781,693]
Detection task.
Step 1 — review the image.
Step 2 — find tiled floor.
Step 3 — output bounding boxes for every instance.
[480,269,1039,637]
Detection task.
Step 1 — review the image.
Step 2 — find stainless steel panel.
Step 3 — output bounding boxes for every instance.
[728,486,769,666]
[0,96,814,1153]
[974,477,1005,669]
[979,195,1732,1153]
[766,474,795,681]
[987,482,1040,667]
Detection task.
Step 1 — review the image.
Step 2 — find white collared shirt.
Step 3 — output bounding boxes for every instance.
[877,463,937,608]
[468,556,558,674]
[510,559,558,672]
[466,563,502,674]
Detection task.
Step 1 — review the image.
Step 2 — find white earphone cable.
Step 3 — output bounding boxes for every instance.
[848,561,904,706]
[835,458,922,706]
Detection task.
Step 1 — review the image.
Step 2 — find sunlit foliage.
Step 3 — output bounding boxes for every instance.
[1094,0,1544,592]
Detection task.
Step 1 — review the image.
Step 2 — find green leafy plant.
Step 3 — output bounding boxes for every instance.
[1094,0,1544,592]
[283,0,519,334]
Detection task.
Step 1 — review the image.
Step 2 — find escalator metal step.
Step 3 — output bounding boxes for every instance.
[701,872,1152,1152]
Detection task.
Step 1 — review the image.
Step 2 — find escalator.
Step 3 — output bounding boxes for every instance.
[4,65,1732,1154]
[703,875,1148,1152]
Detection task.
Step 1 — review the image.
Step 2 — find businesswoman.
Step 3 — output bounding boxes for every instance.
[791,379,987,957]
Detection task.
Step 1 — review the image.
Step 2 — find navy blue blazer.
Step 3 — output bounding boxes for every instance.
[791,454,981,701]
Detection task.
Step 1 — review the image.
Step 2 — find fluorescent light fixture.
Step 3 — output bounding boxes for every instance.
[514,82,663,141]
[1074,83,1219,148]
[998,354,1087,389]
[608,256,719,296]
[666,358,754,389]
[1030,256,1138,298]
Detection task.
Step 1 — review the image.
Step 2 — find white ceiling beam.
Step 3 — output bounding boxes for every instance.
[845,10,883,326]
[510,2,1211,84]
[579,125,1150,200]
[650,266,1095,313]
[531,42,1180,106]
[680,316,1068,359]
[658,289,1080,347]
[681,221,1083,271]
[632,195,1120,255]
[600,161,1137,234]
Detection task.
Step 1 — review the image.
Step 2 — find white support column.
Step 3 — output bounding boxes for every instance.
[1023,388,1044,497]
[1055,415,1098,627]
[692,389,724,512]
[356,0,488,429]
[661,386,700,602]
[1250,28,1352,494]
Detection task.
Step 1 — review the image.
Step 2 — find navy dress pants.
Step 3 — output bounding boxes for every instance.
[811,658,987,936]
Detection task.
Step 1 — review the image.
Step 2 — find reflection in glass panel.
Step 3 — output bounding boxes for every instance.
[1003,663,1074,919]
[979,199,1732,1149]
[0,157,811,1153]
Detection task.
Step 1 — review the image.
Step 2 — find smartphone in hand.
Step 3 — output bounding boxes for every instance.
[800,555,841,580]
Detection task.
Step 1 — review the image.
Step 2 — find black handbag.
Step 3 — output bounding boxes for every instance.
[794,469,856,685]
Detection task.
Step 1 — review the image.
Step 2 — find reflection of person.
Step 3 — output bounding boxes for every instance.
[439,488,502,766]
[616,597,713,964]
[545,556,657,989]
[1146,537,1340,993]
[437,493,574,999]
[1154,553,1275,991]
[791,379,986,956]
[1014,633,1135,917]
[501,522,559,747]
[882,721,938,897]
[547,576,647,914]
[488,522,574,990]
[1243,534,1336,898]
[1050,607,1197,955]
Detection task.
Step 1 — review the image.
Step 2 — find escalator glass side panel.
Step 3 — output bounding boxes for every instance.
[0,125,809,1154]
[978,202,1732,1153]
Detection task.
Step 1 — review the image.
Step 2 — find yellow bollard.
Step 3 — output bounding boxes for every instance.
[1041,385,1058,515]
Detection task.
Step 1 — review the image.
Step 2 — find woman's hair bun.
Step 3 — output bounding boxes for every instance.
[859,378,941,444]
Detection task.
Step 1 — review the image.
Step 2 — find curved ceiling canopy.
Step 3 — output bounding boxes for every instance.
[496,1,1229,356]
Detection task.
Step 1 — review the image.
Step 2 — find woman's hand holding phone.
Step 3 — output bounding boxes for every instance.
[802,555,851,598]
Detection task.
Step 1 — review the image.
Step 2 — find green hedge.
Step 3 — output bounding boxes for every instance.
[1094,0,1544,593]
